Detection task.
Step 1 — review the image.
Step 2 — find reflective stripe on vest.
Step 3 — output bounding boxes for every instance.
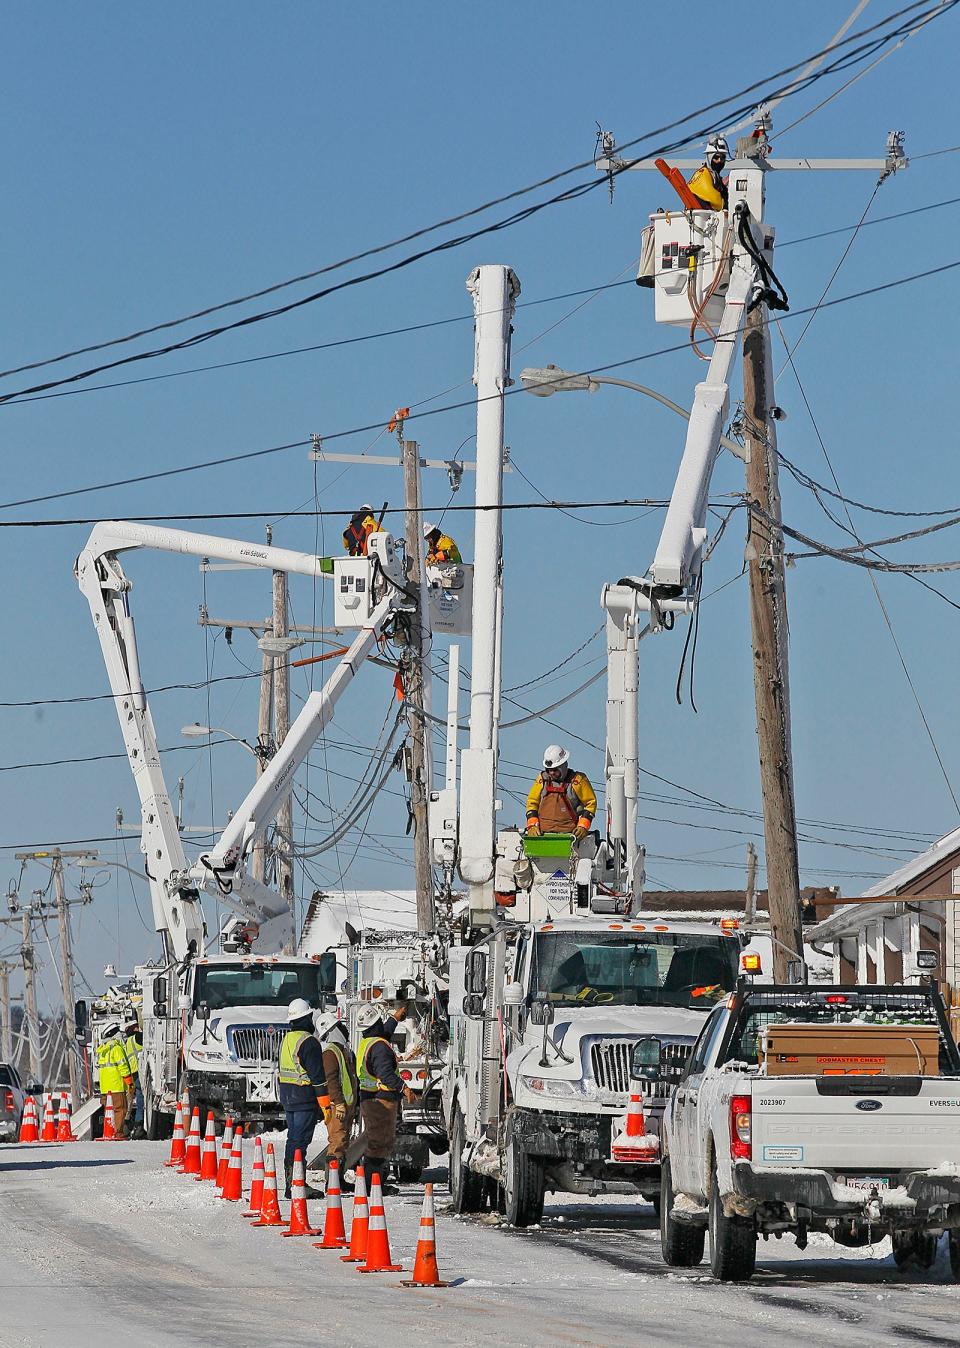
[278,1029,312,1087]
[356,1036,392,1093]
[124,1035,140,1076]
[325,1041,355,1106]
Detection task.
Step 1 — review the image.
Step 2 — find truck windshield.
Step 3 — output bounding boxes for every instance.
[193,960,334,1011]
[533,931,737,1008]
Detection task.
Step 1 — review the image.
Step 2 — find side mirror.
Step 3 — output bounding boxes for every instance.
[630,1036,661,1084]
[465,949,487,996]
[529,1000,554,1027]
[198,1001,211,1021]
[154,1002,167,1018]
[462,992,485,1019]
[74,999,88,1036]
[318,951,337,992]
[153,974,167,1004]
[27,1081,43,1095]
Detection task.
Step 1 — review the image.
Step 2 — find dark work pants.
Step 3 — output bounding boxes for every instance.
[284,1105,320,1172]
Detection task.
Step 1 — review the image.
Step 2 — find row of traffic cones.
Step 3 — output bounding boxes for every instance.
[161,1096,446,1285]
[19,1092,77,1144]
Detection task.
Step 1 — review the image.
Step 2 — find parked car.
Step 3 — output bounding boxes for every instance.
[660,981,960,1282]
[0,1062,27,1141]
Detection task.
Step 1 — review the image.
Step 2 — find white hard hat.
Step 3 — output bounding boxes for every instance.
[423,521,439,538]
[287,997,313,1023]
[543,744,569,770]
[705,135,730,158]
[101,1020,120,1039]
[313,1010,346,1042]
[356,1003,384,1033]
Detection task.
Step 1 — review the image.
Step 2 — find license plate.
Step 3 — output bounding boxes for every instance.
[842,1176,889,1192]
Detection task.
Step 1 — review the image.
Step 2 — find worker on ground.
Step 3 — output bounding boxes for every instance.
[95,1020,134,1138]
[278,997,329,1198]
[123,1015,146,1140]
[313,1010,358,1190]
[525,745,597,840]
[687,135,729,211]
[356,1000,415,1193]
[423,521,462,565]
[343,504,382,557]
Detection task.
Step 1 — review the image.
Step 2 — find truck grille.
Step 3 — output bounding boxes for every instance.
[228,1024,284,1063]
[589,1038,693,1098]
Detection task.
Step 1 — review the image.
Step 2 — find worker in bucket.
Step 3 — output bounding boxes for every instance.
[95,1020,135,1138]
[525,745,597,840]
[278,997,330,1198]
[123,1015,146,1140]
[688,135,730,211]
[343,504,382,557]
[423,521,462,565]
[313,1010,358,1190]
[356,1000,416,1193]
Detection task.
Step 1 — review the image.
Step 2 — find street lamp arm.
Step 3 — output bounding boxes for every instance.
[589,376,747,462]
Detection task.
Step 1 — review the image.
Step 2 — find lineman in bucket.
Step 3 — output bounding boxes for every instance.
[526,745,597,840]
[278,997,330,1198]
[356,1000,416,1193]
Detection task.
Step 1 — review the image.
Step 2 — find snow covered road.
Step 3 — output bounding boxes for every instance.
[2,1140,959,1347]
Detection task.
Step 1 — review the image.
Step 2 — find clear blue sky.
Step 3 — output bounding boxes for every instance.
[1,3,958,1008]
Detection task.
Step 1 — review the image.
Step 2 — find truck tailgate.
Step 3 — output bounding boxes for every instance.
[751,1077,960,1170]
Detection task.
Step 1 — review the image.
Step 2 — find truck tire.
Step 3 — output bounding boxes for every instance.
[395,1161,423,1185]
[660,1157,705,1267]
[949,1230,960,1281]
[142,1073,170,1141]
[448,1106,485,1214]
[708,1168,756,1282]
[892,1230,938,1271]
[504,1133,545,1228]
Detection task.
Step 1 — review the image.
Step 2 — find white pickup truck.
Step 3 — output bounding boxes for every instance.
[660,981,960,1282]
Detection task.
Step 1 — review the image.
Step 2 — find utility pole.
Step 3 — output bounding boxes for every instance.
[20,910,41,1085]
[402,438,435,931]
[742,303,802,982]
[744,841,758,923]
[52,855,80,1105]
[272,566,295,946]
[0,961,14,1062]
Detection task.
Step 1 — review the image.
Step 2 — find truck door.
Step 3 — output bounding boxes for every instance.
[672,1006,726,1195]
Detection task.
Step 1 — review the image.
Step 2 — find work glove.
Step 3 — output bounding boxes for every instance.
[332,1103,347,1123]
[526,819,541,837]
[572,824,588,841]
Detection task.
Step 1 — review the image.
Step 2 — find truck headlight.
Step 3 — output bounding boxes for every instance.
[521,1075,580,1098]
[191,1047,229,1063]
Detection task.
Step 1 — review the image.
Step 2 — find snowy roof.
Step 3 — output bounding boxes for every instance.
[299,889,420,955]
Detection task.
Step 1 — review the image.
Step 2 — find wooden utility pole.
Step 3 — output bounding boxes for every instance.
[744,841,758,923]
[20,910,41,1084]
[52,856,80,1106]
[272,567,295,944]
[402,438,435,932]
[743,304,803,982]
[0,961,14,1062]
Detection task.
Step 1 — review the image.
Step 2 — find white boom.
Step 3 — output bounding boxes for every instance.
[76,521,407,961]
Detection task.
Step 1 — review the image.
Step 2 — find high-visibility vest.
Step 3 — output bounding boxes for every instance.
[324,1041,356,1107]
[96,1037,132,1093]
[356,1036,394,1093]
[124,1034,140,1077]
[278,1029,312,1087]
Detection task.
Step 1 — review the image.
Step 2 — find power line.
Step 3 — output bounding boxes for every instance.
[1,0,941,392]
[3,255,959,515]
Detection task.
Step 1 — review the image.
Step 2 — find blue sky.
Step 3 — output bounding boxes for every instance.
[1,3,958,1007]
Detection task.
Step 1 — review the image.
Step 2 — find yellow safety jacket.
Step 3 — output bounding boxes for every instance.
[426,534,462,565]
[526,771,597,833]
[278,1029,312,1086]
[124,1034,140,1077]
[324,1041,356,1107]
[356,1036,393,1093]
[96,1037,132,1094]
[687,165,726,211]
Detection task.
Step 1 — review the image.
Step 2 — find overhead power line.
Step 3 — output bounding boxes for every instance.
[0,0,950,404]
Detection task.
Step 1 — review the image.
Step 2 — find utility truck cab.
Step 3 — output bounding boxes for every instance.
[141,952,335,1134]
[444,906,741,1226]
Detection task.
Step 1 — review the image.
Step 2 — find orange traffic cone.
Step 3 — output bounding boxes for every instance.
[340,1166,369,1263]
[182,1107,202,1175]
[357,1173,402,1273]
[18,1096,39,1144]
[56,1093,77,1142]
[252,1143,284,1227]
[611,1091,659,1163]
[283,1149,320,1237]
[243,1136,265,1217]
[99,1095,117,1142]
[216,1117,234,1189]
[197,1111,218,1181]
[165,1100,186,1166]
[313,1159,347,1249]
[40,1094,57,1142]
[221,1124,243,1201]
[401,1183,448,1287]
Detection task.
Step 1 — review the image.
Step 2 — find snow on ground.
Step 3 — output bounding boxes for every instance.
[2,1139,959,1348]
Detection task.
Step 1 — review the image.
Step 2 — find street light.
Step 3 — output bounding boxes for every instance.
[519,364,746,461]
[181,724,259,757]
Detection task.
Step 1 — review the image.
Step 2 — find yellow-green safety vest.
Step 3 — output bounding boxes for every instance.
[278,1029,312,1087]
[324,1040,355,1107]
[356,1035,393,1093]
[96,1037,132,1093]
[124,1035,140,1077]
